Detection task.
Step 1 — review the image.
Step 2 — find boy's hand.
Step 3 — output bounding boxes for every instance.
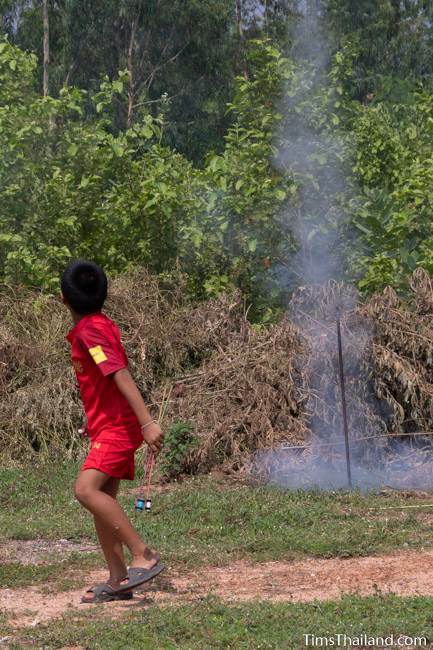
[142,421,164,455]
[78,415,89,437]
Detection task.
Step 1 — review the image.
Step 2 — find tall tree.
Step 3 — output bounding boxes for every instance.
[42,0,49,95]
[325,0,433,99]
[125,2,138,127]
[1,0,300,158]
[235,0,249,79]
[3,0,237,157]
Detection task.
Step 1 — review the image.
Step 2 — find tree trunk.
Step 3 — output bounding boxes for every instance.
[42,0,49,96]
[235,0,249,80]
[127,15,138,128]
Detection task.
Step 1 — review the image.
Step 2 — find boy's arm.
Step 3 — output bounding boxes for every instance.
[113,368,164,455]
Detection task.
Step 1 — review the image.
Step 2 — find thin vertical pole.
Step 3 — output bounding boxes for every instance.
[336,314,352,489]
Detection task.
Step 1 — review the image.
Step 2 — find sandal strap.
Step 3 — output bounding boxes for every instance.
[88,583,118,597]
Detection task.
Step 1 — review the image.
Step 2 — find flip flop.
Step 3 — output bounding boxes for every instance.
[116,562,165,592]
[81,583,134,604]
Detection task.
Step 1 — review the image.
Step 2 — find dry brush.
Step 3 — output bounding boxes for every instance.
[1,268,433,474]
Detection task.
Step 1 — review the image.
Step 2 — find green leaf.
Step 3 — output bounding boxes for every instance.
[209,157,222,172]
[144,197,158,209]
[67,143,78,157]
[79,177,90,188]
[111,142,125,157]
[112,80,124,94]
[220,220,229,233]
[406,126,417,140]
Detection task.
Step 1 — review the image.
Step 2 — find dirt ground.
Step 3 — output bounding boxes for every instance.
[0,539,98,565]
[1,548,433,629]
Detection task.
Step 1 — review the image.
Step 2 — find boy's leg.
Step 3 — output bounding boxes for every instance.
[94,477,128,587]
[82,477,130,602]
[75,469,159,570]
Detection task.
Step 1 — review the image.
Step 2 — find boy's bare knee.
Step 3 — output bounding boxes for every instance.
[74,480,92,504]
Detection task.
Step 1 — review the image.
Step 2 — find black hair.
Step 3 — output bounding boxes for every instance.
[61,259,108,315]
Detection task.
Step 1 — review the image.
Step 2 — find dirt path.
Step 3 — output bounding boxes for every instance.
[2,549,433,628]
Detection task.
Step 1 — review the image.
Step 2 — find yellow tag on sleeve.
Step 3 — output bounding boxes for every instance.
[88,345,108,364]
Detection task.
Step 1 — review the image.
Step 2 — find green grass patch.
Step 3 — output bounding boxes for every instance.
[11,595,433,649]
[0,552,99,590]
[0,463,90,539]
[1,464,433,567]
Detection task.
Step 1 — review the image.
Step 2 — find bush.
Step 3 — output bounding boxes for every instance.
[3,268,433,475]
[159,421,197,480]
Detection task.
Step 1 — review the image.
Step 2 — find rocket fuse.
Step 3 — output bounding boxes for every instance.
[134,450,155,513]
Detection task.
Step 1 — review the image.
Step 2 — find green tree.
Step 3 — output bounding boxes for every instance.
[350,88,433,292]
[180,40,296,313]
[326,0,433,100]
[0,38,293,314]
[1,0,239,159]
[1,0,303,161]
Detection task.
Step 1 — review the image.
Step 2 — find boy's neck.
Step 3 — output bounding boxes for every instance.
[70,309,83,326]
[70,309,102,326]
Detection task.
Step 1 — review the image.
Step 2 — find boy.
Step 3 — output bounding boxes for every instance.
[61,259,164,603]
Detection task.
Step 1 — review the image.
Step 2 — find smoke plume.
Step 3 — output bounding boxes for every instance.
[256,2,433,491]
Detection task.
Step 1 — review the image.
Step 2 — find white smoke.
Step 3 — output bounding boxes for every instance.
[255,3,433,491]
[274,1,348,287]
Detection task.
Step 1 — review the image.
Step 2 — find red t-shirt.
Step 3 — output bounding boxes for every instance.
[66,312,142,442]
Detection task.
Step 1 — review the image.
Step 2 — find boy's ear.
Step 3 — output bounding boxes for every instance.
[60,291,68,305]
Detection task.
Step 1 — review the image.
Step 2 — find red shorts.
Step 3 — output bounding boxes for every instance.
[82,434,143,480]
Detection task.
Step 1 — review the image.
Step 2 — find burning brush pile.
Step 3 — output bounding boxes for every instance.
[2,267,433,487]
[254,269,433,489]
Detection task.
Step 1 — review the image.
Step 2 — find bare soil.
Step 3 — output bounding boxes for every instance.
[2,549,433,629]
[0,539,97,565]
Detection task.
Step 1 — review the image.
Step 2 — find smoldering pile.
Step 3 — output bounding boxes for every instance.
[136,267,433,484]
[254,270,433,490]
[2,267,433,488]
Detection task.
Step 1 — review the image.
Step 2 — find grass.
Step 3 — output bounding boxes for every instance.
[0,552,99,590]
[8,594,433,649]
[1,463,433,572]
[0,463,90,540]
[2,463,433,648]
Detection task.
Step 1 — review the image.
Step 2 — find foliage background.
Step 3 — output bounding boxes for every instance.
[1,0,433,312]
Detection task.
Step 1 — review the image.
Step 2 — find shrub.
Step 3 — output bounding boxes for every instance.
[159,421,197,480]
